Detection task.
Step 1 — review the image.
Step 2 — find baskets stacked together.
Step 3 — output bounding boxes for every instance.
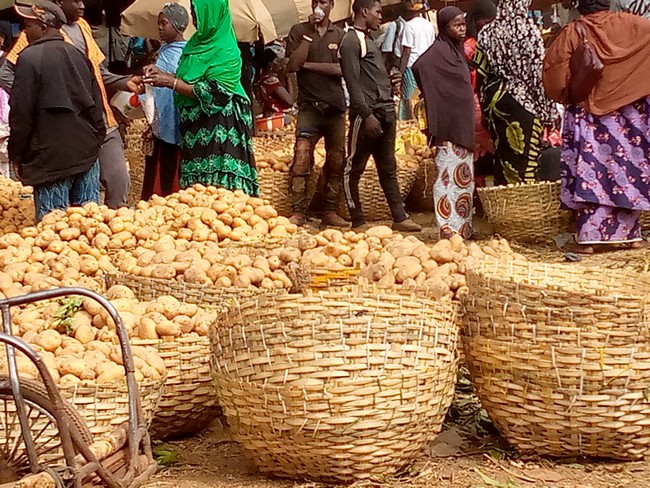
[463,260,650,459]
[210,290,459,481]
[477,181,572,244]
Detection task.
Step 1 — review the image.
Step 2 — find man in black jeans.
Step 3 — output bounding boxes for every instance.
[340,0,422,232]
[286,0,349,228]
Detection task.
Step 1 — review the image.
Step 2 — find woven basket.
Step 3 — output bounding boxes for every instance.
[258,167,322,217]
[124,118,148,207]
[58,378,165,440]
[463,260,650,459]
[133,335,219,440]
[336,157,420,222]
[405,157,436,213]
[104,273,284,309]
[640,211,650,231]
[210,290,459,482]
[477,181,572,244]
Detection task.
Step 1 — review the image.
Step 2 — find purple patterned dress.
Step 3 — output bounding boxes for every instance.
[560,97,650,244]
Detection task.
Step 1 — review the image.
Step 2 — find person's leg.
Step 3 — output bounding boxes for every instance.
[70,160,101,207]
[370,115,409,224]
[99,129,130,208]
[33,178,73,222]
[158,140,182,197]
[434,143,474,239]
[344,115,373,228]
[290,106,320,223]
[320,111,347,227]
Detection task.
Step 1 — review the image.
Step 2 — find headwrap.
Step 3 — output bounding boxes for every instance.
[0,22,13,51]
[466,0,497,39]
[162,3,189,34]
[175,0,247,107]
[477,0,556,123]
[544,10,650,115]
[412,6,475,150]
[577,0,610,14]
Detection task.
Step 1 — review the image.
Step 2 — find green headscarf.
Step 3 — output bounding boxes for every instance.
[175,0,247,106]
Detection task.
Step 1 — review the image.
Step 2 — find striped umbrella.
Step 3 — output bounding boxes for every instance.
[1,0,38,9]
[121,0,313,43]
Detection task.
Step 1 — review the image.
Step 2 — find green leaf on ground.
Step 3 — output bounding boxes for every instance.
[153,443,179,467]
[473,468,520,488]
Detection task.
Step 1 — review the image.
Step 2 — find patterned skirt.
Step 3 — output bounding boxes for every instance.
[179,80,259,196]
[434,142,474,239]
[561,97,650,244]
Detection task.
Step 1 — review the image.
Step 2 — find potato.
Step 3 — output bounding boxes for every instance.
[74,323,95,344]
[35,330,62,352]
[151,264,176,280]
[156,320,181,338]
[106,285,136,300]
[137,318,158,340]
[96,365,125,384]
[364,226,393,240]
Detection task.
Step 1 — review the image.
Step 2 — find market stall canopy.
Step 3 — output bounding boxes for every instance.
[1,0,38,9]
[121,0,315,43]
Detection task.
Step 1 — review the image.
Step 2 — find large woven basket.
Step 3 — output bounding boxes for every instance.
[258,167,322,217]
[58,378,165,440]
[104,273,283,309]
[463,260,650,459]
[640,211,650,231]
[134,335,219,440]
[477,181,572,244]
[336,157,420,222]
[210,290,459,482]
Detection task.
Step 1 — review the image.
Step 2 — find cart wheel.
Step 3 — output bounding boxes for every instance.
[0,376,93,483]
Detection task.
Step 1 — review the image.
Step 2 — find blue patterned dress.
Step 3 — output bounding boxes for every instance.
[560,97,650,244]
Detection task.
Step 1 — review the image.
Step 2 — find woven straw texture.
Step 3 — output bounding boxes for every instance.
[58,378,165,439]
[405,157,436,212]
[258,168,322,217]
[463,260,650,459]
[124,118,148,207]
[477,181,572,244]
[336,159,420,222]
[104,273,283,309]
[640,211,650,230]
[210,290,459,481]
[134,336,219,440]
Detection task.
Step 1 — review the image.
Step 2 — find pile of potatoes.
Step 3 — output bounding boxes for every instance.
[136,185,299,244]
[0,177,35,235]
[3,285,172,385]
[262,226,525,300]
[113,240,299,290]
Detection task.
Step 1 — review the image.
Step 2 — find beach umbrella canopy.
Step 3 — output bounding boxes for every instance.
[121,0,315,43]
[1,0,38,10]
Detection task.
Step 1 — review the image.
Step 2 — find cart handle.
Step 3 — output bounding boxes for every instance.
[0,332,79,477]
[0,287,144,470]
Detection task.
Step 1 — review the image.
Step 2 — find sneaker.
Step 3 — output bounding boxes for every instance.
[352,223,370,233]
[289,213,307,226]
[392,218,422,233]
[320,211,349,228]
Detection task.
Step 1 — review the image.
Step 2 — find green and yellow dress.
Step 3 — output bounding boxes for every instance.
[175,0,259,196]
[473,45,543,185]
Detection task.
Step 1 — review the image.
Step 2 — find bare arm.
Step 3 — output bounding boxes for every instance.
[302,62,342,77]
[399,46,411,75]
[271,85,294,107]
[143,68,197,100]
[287,38,311,73]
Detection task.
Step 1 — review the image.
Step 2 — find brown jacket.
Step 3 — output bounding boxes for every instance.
[543,11,650,115]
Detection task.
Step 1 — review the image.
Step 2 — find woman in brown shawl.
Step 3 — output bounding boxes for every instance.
[413,6,475,239]
[544,0,650,253]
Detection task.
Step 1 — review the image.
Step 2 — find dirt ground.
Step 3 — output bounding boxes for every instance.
[143,397,650,488]
[145,214,650,488]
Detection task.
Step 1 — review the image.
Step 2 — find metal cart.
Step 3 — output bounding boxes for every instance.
[0,287,157,488]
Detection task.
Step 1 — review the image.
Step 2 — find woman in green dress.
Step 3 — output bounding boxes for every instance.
[143,0,258,195]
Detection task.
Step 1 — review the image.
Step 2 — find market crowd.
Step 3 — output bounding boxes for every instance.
[2,0,650,253]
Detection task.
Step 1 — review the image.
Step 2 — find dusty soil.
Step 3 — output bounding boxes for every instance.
[144,388,650,488]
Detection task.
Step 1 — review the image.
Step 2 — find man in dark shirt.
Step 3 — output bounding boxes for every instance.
[9,1,105,221]
[286,0,348,228]
[339,0,422,232]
